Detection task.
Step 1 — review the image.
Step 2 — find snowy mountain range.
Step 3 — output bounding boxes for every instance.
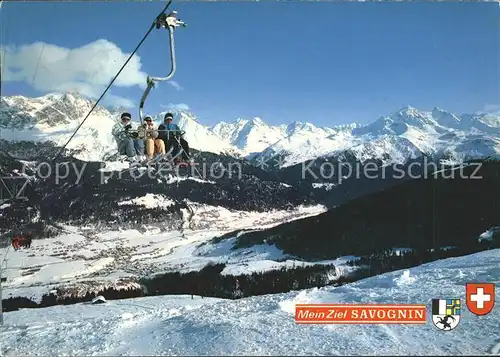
[1,92,499,166]
[0,93,120,162]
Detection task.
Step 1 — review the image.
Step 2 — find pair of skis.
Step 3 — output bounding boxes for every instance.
[131,153,193,168]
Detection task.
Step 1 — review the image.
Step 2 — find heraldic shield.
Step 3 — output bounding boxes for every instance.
[466,283,495,316]
[432,299,461,331]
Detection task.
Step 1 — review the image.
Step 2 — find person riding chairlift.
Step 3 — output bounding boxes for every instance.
[143,116,166,161]
[158,112,191,164]
[111,112,146,162]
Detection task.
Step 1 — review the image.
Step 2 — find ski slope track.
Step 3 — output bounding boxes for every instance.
[0,249,498,356]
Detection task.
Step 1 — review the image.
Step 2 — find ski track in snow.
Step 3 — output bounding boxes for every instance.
[1,202,328,302]
[0,249,498,355]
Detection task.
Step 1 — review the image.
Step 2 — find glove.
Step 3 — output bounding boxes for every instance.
[125,124,132,130]
[130,132,139,139]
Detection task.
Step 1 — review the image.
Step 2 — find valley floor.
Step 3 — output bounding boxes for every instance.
[2,201,342,302]
[0,249,498,356]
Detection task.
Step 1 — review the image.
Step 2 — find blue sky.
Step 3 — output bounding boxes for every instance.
[1,1,498,127]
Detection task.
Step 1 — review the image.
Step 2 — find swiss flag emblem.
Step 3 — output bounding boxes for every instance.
[466,283,495,316]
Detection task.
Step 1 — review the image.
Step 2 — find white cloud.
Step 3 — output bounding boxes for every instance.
[2,39,148,107]
[103,94,135,109]
[480,104,500,114]
[167,80,183,91]
[160,103,190,111]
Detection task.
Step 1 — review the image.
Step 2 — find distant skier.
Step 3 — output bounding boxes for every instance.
[11,235,20,250]
[24,232,33,248]
[158,112,191,164]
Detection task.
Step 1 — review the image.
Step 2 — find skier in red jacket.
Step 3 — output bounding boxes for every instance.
[11,236,20,250]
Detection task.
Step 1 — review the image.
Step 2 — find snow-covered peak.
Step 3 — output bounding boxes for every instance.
[1,91,113,129]
[42,91,91,105]
[355,106,497,139]
[460,113,500,135]
[286,121,306,133]
[175,111,199,127]
[284,120,350,140]
[211,119,249,143]
[391,106,436,128]
[152,109,199,124]
[250,117,265,125]
[431,107,465,129]
[347,135,424,164]
[210,116,289,156]
[396,105,419,116]
[353,106,441,137]
[257,120,359,167]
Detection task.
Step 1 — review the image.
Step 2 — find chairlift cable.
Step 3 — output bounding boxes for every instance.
[52,1,173,162]
[0,0,5,102]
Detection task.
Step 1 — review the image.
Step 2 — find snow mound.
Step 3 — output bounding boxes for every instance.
[118,194,177,209]
[92,295,107,304]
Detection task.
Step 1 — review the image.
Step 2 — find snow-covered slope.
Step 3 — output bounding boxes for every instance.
[257,122,362,168]
[211,117,289,156]
[210,118,358,161]
[1,249,498,355]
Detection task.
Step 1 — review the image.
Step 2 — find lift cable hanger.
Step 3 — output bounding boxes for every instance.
[139,10,187,127]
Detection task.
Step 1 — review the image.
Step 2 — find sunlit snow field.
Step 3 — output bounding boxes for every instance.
[0,249,498,356]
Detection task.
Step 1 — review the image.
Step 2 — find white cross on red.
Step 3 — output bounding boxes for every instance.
[470,287,491,309]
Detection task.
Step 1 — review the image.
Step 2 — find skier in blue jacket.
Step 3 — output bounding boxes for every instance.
[158,112,190,162]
